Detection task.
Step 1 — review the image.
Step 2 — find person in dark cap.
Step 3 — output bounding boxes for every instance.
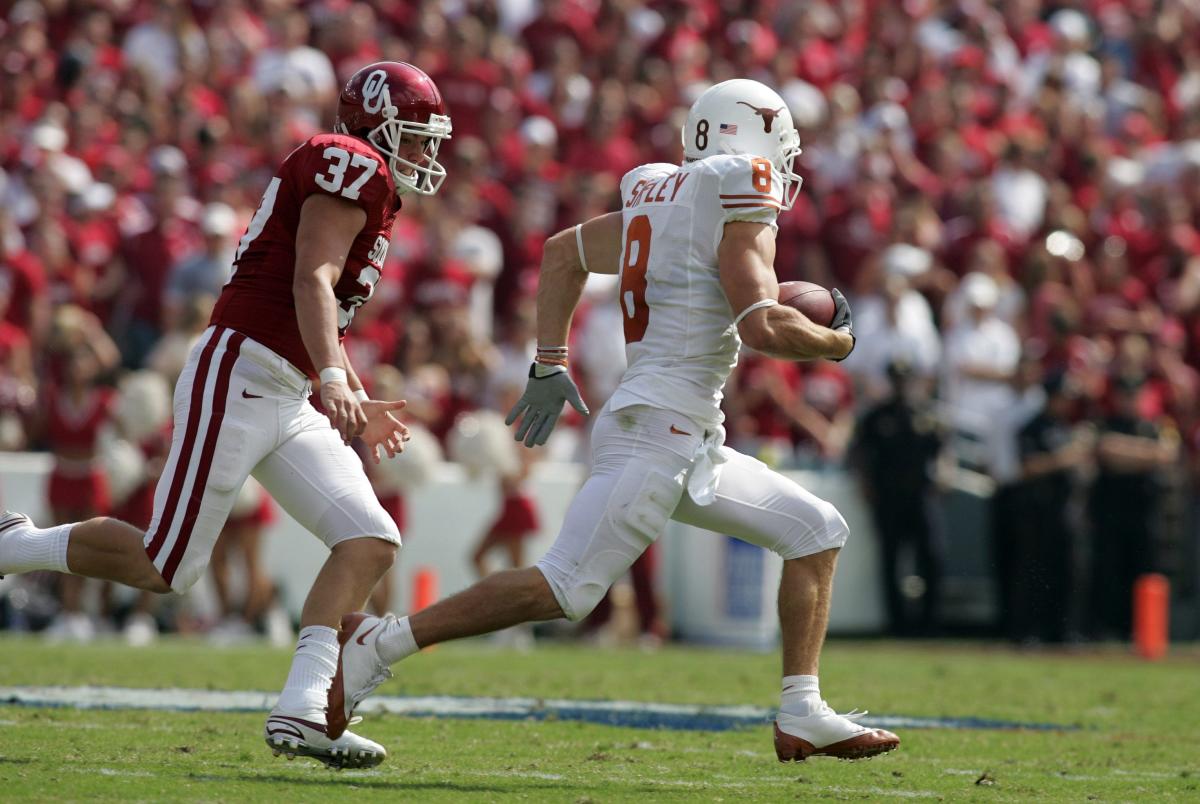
[1088,372,1179,639]
[1011,370,1092,643]
[851,358,945,636]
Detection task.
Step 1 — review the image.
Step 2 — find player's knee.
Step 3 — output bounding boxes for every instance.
[822,502,850,549]
[777,499,849,560]
[562,580,609,622]
[535,561,606,622]
[336,535,399,569]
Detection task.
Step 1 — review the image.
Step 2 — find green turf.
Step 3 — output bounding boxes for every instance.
[1,637,1198,801]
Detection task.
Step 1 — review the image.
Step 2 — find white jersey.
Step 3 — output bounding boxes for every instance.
[607,153,785,428]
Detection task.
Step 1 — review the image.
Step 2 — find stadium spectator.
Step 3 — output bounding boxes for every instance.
[162,202,237,329]
[1011,371,1091,644]
[115,146,202,368]
[37,307,120,641]
[941,272,1021,472]
[842,256,942,401]
[1089,370,1179,639]
[852,359,945,636]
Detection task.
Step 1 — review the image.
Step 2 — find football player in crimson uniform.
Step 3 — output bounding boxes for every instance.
[329,80,899,762]
[0,61,451,768]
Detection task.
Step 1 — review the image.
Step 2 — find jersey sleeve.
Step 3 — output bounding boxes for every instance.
[290,137,393,214]
[715,155,785,229]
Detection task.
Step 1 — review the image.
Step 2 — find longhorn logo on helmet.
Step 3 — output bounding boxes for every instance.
[736,101,784,133]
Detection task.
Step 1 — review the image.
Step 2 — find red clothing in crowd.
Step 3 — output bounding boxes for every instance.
[45,385,115,515]
[0,250,46,332]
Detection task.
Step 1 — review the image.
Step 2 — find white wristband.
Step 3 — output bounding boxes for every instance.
[575,224,589,273]
[353,389,369,403]
[319,366,348,386]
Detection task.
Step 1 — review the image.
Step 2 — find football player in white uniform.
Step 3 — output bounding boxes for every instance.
[327,79,900,761]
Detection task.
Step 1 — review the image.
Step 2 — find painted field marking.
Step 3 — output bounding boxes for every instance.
[0,686,1078,732]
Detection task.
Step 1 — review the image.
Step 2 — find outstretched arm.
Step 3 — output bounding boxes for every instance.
[534,211,622,347]
[507,212,623,447]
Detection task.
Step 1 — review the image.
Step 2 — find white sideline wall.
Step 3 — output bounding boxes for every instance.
[0,453,884,639]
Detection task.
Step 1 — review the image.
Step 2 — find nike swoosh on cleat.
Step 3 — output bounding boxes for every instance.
[242,389,263,399]
[268,715,328,733]
[266,722,306,740]
[669,425,692,436]
[356,622,381,646]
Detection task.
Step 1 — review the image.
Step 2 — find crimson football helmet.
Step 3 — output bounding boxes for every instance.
[335,61,452,196]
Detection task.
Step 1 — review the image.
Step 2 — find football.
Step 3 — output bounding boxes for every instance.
[778,280,835,327]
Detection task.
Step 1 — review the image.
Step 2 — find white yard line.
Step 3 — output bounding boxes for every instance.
[0,685,1074,732]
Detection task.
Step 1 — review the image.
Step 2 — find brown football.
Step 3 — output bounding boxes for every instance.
[778,280,835,327]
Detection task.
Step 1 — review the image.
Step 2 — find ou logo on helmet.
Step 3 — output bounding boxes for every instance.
[362,69,395,116]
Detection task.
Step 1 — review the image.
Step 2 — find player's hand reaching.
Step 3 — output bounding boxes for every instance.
[506,363,590,448]
[360,400,411,464]
[829,288,856,362]
[320,380,367,445]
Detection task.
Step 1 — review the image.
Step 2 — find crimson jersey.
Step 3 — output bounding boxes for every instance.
[211,133,399,379]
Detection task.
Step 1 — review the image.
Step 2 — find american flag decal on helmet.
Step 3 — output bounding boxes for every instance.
[720,123,738,134]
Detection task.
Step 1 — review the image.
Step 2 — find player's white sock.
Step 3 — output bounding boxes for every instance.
[780,674,823,717]
[0,522,72,574]
[376,615,419,664]
[275,625,339,715]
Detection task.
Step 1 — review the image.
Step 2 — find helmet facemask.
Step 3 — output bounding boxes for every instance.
[355,111,452,196]
[775,128,803,211]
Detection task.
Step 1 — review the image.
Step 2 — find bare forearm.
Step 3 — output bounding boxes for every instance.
[294,278,344,375]
[536,235,587,347]
[750,306,853,361]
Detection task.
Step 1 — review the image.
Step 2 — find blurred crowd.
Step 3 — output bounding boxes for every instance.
[2,0,1199,643]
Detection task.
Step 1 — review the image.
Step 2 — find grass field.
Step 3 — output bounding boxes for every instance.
[1,637,1198,801]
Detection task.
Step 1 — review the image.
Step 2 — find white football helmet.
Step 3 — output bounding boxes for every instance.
[682,79,803,209]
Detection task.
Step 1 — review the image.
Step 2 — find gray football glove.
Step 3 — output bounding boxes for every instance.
[829,288,856,361]
[505,363,590,447]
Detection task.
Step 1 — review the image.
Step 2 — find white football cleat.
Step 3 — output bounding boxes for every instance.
[327,612,394,740]
[263,710,386,769]
[774,702,899,761]
[0,511,33,578]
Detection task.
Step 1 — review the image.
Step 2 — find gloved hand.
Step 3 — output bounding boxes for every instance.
[505,363,590,447]
[829,288,856,361]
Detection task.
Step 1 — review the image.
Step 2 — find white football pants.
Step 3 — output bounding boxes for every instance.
[536,403,849,621]
[144,326,399,592]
